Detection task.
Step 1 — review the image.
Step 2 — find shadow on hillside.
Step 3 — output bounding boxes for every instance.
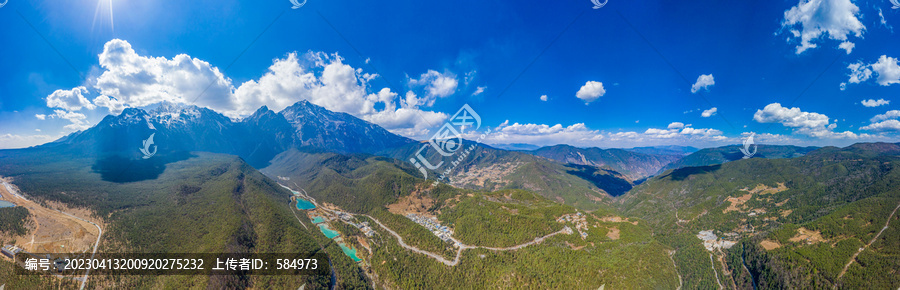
[565,164,633,197]
[92,151,195,183]
[723,151,747,161]
[662,164,722,181]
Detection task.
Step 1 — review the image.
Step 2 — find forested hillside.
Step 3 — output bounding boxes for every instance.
[620,143,900,289]
[0,148,347,288]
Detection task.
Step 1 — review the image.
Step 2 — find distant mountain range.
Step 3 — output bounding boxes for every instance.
[625,145,698,156]
[489,143,542,151]
[529,144,685,181]
[657,144,819,174]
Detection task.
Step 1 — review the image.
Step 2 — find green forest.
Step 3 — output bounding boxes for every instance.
[0,206,30,236]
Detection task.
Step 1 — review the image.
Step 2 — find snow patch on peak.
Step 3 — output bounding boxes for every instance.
[149,102,203,126]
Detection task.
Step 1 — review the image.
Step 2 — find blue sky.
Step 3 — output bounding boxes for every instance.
[1,0,899,149]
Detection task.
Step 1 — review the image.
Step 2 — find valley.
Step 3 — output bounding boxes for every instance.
[0,101,897,289]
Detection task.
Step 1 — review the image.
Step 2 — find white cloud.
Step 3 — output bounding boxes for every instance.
[701,107,718,117]
[358,88,449,137]
[753,103,860,138]
[464,70,476,86]
[53,110,91,131]
[690,74,715,93]
[860,110,900,132]
[667,122,685,130]
[472,86,485,96]
[95,39,235,110]
[540,95,548,102]
[499,123,587,135]
[861,98,890,107]
[644,128,680,139]
[871,55,900,86]
[753,103,829,129]
[482,121,727,147]
[870,110,900,122]
[838,41,854,54]
[847,62,873,84]
[576,81,605,104]
[878,8,893,31]
[92,95,127,114]
[232,52,318,115]
[402,91,420,109]
[781,0,865,54]
[46,86,95,111]
[845,56,900,88]
[680,127,724,136]
[0,134,61,149]
[35,114,46,120]
[485,122,604,146]
[408,70,458,104]
[644,122,723,139]
[234,52,449,138]
[861,119,900,132]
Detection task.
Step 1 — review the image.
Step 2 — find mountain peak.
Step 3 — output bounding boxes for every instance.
[247,105,275,119]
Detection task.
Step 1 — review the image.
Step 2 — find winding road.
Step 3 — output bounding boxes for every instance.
[364,214,572,267]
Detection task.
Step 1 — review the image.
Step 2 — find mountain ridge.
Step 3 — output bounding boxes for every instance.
[530,144,684,180]
[41,101,414,168]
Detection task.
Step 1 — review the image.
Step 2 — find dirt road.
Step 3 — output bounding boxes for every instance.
[835,199,900,285]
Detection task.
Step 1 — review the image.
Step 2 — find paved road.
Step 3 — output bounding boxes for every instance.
[364,214,572,267]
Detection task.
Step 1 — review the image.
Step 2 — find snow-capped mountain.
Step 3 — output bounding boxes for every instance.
[45,100,414,168]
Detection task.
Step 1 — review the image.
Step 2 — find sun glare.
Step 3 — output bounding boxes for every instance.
[91,0,115,34]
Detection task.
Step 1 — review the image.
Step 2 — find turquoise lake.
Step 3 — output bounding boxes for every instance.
[311,216,326,224]
[0,200,15,208]
[318,224,340,239]
[295,198,315,210]
[338,243,362,262]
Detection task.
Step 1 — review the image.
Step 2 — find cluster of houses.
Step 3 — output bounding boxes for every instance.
[557,212,590,239]
[349,220,375,237]
[406,214,453,242]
